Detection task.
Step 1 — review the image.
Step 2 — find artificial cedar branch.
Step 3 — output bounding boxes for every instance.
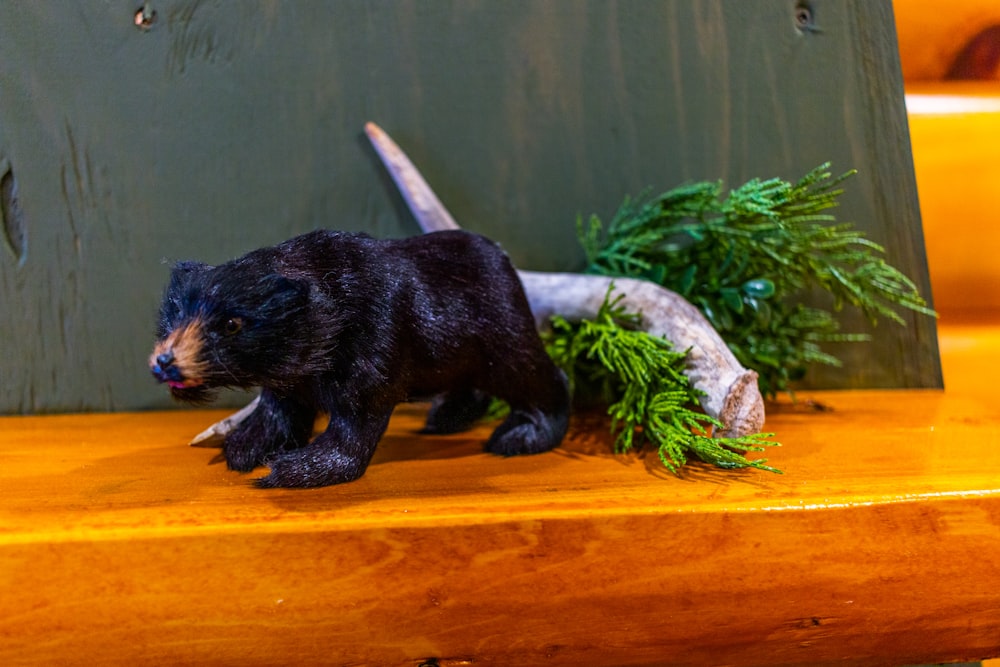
[579,164,936,397]
[543,290,778,473]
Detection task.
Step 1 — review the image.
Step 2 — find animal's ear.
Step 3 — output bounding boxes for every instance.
[173,260,210,272]
[258,274,310,314]
[158,261,213,337]
[168,260,211,288]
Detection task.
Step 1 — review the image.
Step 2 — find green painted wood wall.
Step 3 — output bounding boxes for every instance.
[0,1,940,414]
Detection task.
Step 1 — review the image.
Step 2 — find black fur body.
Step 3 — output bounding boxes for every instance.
[150,229,570,488]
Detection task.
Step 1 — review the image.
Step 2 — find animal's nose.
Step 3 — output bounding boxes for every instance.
[156,351,174,369]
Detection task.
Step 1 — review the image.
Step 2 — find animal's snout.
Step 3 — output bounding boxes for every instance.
[155,350,175,370]
[149,321,207,390]
[151,347,178,383]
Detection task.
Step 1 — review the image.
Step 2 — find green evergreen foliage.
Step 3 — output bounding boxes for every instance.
[577,164,936,397]
[543,289,780,474]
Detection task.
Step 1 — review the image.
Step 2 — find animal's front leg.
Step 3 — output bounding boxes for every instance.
[255,407,393,488]
[222,390,316,472]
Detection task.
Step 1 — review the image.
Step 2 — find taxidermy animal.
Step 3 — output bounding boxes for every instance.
[150,229,570,488]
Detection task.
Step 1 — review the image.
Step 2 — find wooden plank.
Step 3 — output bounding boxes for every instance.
[0,315,996,666]
[906,83,1000,311]
[0,1,938,413]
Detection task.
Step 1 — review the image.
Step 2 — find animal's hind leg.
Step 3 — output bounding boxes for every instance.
[486,367,570,457]
[422,389,492,434]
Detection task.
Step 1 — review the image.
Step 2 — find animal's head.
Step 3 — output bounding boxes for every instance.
[150,260,310,402]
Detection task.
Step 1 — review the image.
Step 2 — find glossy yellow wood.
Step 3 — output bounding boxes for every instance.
[2,316,999,666]
[906,82,1000,311]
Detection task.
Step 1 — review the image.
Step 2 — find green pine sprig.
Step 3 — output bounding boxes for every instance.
[577,163,936,397]
[543,288,780,474]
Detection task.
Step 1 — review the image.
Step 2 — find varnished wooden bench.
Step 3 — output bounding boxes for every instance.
[2,313,998,666]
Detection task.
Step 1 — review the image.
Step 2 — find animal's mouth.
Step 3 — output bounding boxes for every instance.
[167,378,204,389]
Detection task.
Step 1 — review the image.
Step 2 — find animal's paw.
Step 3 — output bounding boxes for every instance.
[220,392,316,473]
[253,448,366,489]
[223,429,269,472]
[422,389,492,434]
[485,407,567,457]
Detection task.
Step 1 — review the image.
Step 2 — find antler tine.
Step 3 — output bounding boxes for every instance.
[364,122,460,233]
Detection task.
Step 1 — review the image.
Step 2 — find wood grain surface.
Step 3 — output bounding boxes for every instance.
[0,315,994,666]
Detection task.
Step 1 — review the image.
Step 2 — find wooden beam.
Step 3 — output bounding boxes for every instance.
[1,314,996,666]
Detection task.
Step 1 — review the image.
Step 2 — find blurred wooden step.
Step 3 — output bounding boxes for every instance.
[907,83,1000,311]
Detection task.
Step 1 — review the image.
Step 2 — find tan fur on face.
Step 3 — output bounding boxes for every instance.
[150,319,210,387]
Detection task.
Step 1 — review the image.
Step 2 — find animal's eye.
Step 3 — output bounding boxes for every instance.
[223,317,243,336]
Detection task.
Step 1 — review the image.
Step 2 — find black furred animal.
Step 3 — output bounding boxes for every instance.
[150,229,570,488]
